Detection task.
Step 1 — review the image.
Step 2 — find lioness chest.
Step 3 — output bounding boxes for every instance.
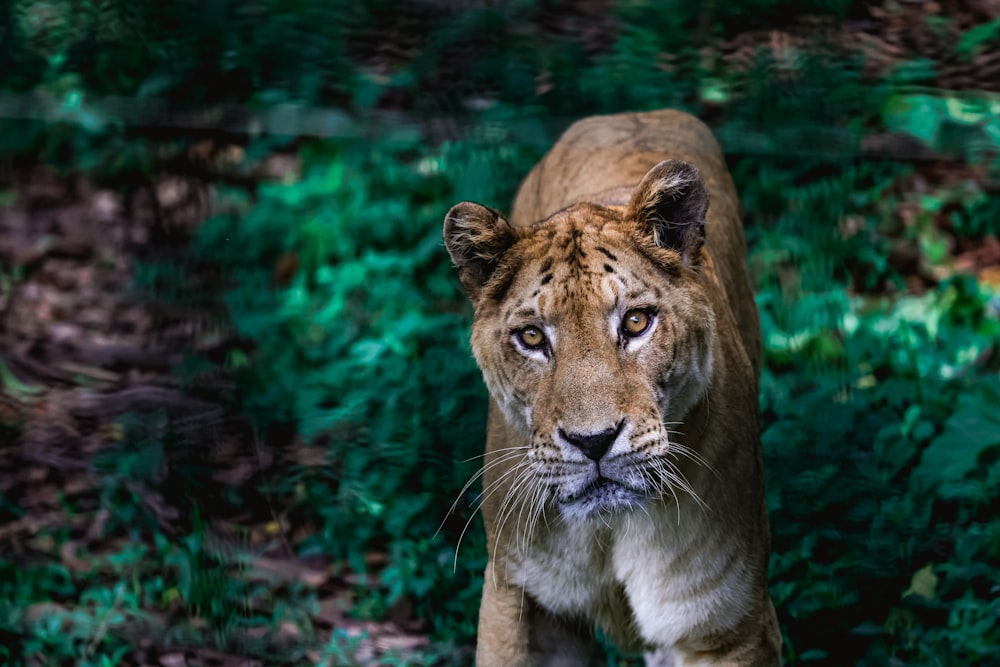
[510,497,756,652]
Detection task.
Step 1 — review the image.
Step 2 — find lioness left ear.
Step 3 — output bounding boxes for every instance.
[443,202,517,298]
[627,160,709,265]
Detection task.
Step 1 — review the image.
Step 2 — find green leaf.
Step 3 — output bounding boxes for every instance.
[914,377,1000,489]
[882,94,942,145]
[957,18,1000,59]
[0,359,45,399]
[943,96,994,125]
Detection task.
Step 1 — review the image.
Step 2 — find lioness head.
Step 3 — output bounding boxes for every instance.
[445,160,717,521]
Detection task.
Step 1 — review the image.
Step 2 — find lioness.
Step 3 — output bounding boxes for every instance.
[443,109,780,666]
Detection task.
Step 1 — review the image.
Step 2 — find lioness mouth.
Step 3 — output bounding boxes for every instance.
[562,476,642,508]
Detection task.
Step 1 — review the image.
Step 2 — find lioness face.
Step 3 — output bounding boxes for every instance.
[446,161,717,521]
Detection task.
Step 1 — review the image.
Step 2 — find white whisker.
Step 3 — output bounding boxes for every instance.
[453,460,531,573]
[459,445,532,464]
[437,448,530,541]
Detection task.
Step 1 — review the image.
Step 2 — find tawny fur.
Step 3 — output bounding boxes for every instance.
[444,109,780,666]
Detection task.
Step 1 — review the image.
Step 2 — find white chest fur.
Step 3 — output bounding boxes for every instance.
[509,498,755,649]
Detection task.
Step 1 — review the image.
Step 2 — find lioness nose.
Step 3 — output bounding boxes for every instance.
[559,423,622,461]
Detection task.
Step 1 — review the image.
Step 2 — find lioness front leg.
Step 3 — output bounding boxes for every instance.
[476,569,601,667]
[669,639,780,667]
[475,572,529,666]
[668,599,782,667]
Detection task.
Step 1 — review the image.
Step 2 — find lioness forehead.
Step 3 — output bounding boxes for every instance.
[497,204,673,316]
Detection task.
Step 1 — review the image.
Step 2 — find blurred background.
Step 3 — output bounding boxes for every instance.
[0,0,998,665]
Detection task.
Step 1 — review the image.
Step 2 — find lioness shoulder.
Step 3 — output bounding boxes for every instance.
[444,109,780,666]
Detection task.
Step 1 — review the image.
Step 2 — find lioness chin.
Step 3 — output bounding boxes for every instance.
[444,109,780,666]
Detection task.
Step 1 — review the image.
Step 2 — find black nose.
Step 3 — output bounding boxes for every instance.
[559,423,622,461]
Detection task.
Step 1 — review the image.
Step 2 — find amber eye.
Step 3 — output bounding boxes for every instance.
[516,326,547,349]
[622,309,652,337]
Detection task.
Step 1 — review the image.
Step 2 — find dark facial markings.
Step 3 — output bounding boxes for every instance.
[513,307,538,319]
[502,219,675,367]
[572,229,587,258]
[484,265,517,303]
[595,246,618,262]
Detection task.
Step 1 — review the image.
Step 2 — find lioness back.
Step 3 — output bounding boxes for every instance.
[444,109,780,666]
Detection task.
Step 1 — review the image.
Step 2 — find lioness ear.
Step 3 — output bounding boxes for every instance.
[443,202,517,297]
[627,160,709,265]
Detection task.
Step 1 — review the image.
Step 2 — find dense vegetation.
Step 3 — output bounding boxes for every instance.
[1,0,998,665]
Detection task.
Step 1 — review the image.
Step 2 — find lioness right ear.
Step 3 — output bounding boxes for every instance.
[443,202,517,297]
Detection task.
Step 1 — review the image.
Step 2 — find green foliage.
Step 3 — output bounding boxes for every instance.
[882,93,1000,158]
[2,0,356,103]
[914,375,1000,498]
[759,283,999,665]
[737,110,999,663]
[138,136,542,644]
